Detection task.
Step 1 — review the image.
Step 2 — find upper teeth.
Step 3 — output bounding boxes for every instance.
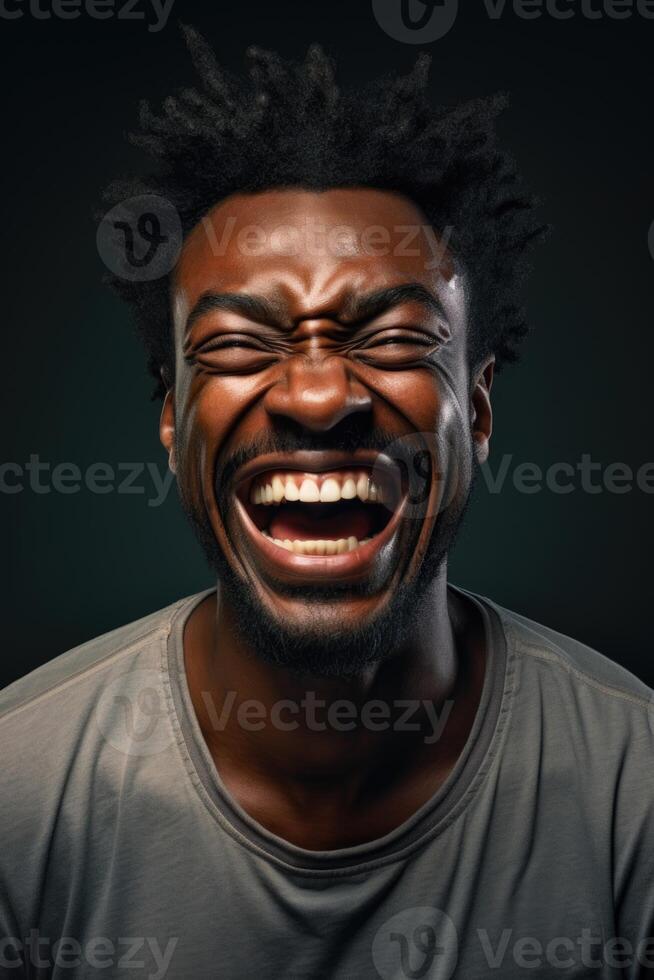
[250,472,384,506]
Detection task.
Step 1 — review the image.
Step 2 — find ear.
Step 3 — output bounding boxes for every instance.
[471,356,494,465]
[159,388,176,474]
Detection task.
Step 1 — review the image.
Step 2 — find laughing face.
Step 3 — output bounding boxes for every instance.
[161,188,493,676]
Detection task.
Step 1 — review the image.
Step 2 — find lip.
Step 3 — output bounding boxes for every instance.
[229,450,408,586]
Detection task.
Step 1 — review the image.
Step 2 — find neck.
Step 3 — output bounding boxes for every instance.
[184,568,483,809]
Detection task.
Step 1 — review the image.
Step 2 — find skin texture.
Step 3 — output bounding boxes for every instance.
[160,188,494,849]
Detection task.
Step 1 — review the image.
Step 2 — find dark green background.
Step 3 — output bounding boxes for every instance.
[1,0,652,688]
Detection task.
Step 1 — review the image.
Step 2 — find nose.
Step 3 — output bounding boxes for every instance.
[263,354,373,432]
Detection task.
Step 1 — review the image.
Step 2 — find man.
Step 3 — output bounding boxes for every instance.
[1,26,652,980]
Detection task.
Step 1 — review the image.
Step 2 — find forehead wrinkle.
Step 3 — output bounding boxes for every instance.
[251,271,348,327]
[271,267,438,327]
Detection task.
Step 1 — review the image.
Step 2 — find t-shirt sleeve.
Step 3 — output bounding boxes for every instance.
[612,702,654,978]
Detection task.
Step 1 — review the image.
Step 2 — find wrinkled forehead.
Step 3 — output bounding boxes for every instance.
[172,187,464,326]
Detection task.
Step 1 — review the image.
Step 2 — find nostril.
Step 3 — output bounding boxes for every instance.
[301,400,370,432]
[265,380,373,432]
[263,355,373,431]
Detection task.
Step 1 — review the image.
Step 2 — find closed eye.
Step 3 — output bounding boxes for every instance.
[197,337,263,351]
[369,336,433,347]
[352,329,441,366]
[186,334,279,374]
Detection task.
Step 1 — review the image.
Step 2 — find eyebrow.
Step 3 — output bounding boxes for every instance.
[184,292,288,334]
[184,282,447,335]
[341,283,446,324]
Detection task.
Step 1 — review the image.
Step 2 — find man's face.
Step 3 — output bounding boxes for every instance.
[162,188,492,675]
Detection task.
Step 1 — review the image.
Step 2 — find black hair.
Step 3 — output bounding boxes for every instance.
[103,25,547,399]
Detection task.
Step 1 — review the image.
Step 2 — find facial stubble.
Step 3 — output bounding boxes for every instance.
[176,437,476,679]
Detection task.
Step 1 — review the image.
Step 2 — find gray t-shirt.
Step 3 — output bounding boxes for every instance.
[1,586,653,979]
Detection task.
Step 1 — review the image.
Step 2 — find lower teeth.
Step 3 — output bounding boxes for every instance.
[261,532,372,554]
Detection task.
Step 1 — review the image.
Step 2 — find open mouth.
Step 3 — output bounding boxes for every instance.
[242,468,400,554]
[231,453,407,579]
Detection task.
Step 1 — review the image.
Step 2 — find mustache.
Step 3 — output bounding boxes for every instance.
[216,422,407,501]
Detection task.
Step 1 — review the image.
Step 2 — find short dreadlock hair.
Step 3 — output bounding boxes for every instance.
[104,25,547,399]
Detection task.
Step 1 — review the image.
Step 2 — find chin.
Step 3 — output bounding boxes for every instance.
[179,446,472,677]
[217,530,449,680]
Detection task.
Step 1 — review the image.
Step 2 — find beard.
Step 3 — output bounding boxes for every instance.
[177,421,475,679]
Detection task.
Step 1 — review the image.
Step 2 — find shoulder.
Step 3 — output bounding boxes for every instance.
[0,591,207,725]
[484,592,653,714]
[0,590,210,931]
[0,590,212,778]
[463,586,654,797]
[477,591,654,867]
[480,595,654,936]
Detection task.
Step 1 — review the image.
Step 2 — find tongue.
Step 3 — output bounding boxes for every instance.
[269,502,375,542]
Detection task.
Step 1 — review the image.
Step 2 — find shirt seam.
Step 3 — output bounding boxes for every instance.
[0,605,187,726]
[515,644,653,712]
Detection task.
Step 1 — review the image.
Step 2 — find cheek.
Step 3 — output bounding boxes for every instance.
[370,370,472,517]
[366,369,448,433]
[179,374,266,455]
[175,374,279,527]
